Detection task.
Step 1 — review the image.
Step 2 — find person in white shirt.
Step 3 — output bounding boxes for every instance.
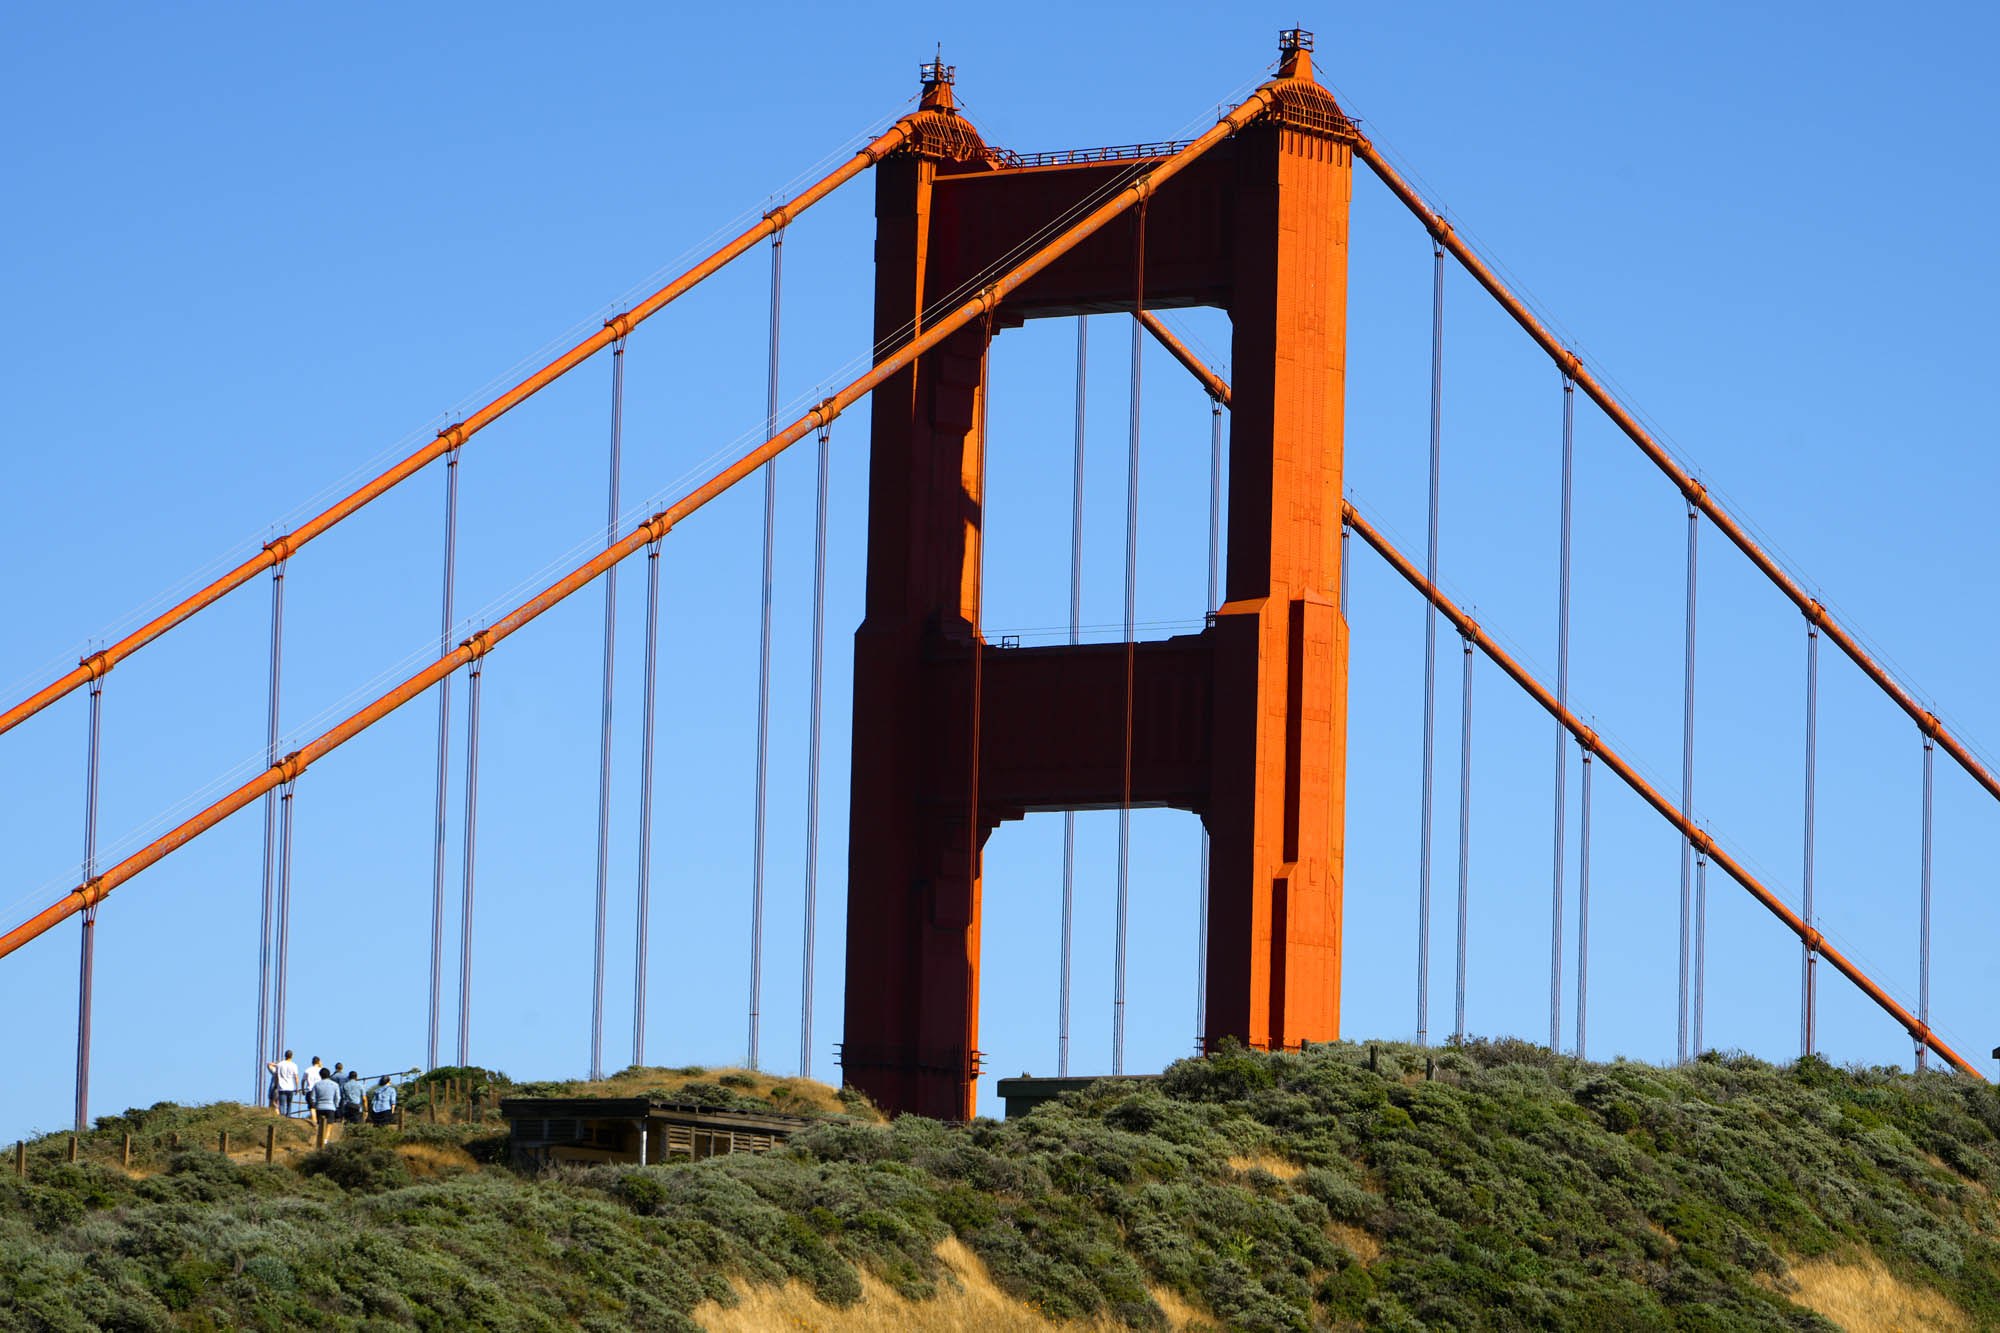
[267,1051,301,1117]
[302,1057,324,1095]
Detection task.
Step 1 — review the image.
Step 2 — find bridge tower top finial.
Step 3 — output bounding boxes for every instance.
[1278,27,1315,81]
[919,46,956,111]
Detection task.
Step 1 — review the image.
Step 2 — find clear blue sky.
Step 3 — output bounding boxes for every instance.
[4,3,1997,1140]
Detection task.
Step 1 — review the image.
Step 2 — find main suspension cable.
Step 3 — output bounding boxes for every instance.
[1342,501,1982,1079]
[1356,135,2000,837]
[0,115,930,744]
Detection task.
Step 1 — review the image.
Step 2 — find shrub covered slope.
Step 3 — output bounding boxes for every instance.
[3,1043,1997,1330]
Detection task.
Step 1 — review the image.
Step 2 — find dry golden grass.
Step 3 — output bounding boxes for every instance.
[547,1066,875,1119]
[1767,1254,1969,1332]
[1227,1151,1302,1180]
[696,1236,1208,1332]
[1328,1221,1381,1263]
[1147,1285,1208,1329]
[396,1142,478,1177]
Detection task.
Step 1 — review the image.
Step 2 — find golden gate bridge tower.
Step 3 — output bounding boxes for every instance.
[842,35,1355,1120]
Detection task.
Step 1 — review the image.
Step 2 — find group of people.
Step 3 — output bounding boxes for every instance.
[265,1051,398,1127]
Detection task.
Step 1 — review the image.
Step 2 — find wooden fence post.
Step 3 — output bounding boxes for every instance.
[13,1141,23,1177]
[265,1123,276,1163]
[219,1130,230,1156]
[121,1133,132,1168]
[396,1104,405,1130]
[67,1136,77,1163]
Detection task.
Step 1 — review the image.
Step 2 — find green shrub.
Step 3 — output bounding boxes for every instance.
[296,1133,409,1193]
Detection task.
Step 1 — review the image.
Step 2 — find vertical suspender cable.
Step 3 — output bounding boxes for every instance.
[1114,207,1145,1075]
[1417,237,1444,1047]
[1452,634,1473,1042]
[1917,733,1934,1072]
[1693,831,1708,1054]
[632,540,662,1065]
[457,656,484,1065]
[1801,621,1819,1057]
[1198,392,1222,1050]
[1060,316,1086,1077]
[749,230,783,1072]
[428,450,459,1072]
[1677,500,1700,1063]
[75,677,104,1132]
[591,338,626,1082]
[1576,749,1594,1059]
[255,559,286,1099]
[1340,525,1351,619]
[800,422,831,1079]
[273,775,296,1068]
[1550,378,1574,1052]
[634,535,661,1067]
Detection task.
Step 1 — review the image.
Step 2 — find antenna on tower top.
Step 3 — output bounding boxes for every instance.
[920,45,955,89]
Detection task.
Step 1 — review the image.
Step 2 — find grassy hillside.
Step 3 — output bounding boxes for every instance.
[3,1043,1997,1331]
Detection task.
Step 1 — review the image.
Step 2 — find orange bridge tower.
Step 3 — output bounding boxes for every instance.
[842,34,1354,1119]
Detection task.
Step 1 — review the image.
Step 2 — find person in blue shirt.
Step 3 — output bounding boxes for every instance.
[310,1068,343,1126]
[367,1076,397,1127]
[339,1071,367,1124]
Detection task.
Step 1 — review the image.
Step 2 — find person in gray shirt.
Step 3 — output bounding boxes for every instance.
[311,1069,343,1127]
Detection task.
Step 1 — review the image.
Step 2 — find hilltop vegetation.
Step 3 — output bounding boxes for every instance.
[3,1044,1997,1330]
